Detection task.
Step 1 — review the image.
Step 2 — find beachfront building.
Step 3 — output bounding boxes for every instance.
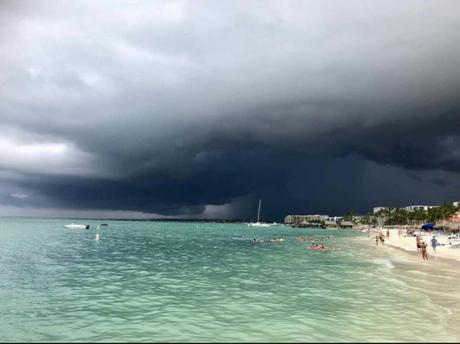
[324,220,338,228]
[448,211,460,223]
[339,220,354,228]
[404,205,437,211]
[284,214,330,226]
[323,216,342,227]
[326,216,342,222]
[305,214,329,221]
[284,215,303,225]
[285,214,372,228]
[284,214,329,225]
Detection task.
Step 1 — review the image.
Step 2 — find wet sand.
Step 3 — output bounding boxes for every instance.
[371,228,460,262]
[355,234,460,341]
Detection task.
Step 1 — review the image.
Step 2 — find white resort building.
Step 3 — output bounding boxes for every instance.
[403,205,437,211]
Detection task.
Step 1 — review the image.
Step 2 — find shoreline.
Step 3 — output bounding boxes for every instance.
[356,229,460,342]
[381,238,460,265]
[363,228,460,264]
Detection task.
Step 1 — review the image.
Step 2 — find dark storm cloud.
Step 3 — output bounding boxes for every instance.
[324,108,460,172]
[430,177,448,188]
[1,0,460,218]
[14,149,290,216]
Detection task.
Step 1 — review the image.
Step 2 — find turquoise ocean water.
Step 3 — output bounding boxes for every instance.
[1,218,459,342]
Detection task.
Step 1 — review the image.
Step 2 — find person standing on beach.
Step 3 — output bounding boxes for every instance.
[386,229,390,238]
[416,235,421,252]
[420,241,428,260]
[430,236,438,252]
[379,232,385,245]
[375,235,379,246]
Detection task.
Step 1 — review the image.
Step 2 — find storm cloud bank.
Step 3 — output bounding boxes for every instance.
[1,0,460,219]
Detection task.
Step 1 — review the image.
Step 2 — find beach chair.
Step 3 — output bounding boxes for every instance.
[447,237,460,248]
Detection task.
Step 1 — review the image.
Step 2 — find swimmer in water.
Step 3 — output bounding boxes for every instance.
[308,243,340,251]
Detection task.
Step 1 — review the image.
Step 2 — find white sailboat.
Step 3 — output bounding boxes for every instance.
[248,199,271,227]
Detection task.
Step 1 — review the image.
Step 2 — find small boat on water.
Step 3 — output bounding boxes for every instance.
[64,223,90,229]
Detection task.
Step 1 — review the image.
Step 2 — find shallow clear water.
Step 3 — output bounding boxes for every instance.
[0,218,459,342]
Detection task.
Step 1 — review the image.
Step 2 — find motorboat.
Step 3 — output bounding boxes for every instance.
[64,223,90,229]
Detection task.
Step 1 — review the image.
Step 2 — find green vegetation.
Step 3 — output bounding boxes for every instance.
[342,211,376,225]
[375,203,459,225]
[342,211,356,221]
[359,213,377,225]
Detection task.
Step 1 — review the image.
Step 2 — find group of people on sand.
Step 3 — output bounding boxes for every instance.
[416,235,438,261]
[374,227,440,261]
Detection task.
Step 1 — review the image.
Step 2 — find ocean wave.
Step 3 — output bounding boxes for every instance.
[371,258,395,270]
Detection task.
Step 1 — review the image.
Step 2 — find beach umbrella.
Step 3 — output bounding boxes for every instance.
[421,223,435,231]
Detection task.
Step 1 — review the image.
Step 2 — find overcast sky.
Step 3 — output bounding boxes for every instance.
[1,0,460,220]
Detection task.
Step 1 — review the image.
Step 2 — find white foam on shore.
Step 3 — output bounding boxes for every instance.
[371,258,395,270]
[406,270,428,276]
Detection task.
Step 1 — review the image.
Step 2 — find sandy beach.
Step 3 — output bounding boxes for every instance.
[355,229,460,342]
[367,228,460,263]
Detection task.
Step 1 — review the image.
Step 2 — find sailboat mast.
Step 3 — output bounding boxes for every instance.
[257,199,261,222]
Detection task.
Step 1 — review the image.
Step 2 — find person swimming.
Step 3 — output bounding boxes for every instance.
[308,244,340,251]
